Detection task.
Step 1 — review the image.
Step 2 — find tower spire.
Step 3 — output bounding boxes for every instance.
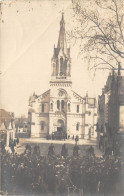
[50,13,71,83]
[57,12,67,52]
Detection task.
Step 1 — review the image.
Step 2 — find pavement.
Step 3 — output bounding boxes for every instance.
[14,137,103,157]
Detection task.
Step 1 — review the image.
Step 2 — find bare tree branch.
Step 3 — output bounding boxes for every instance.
[71,0,124,72]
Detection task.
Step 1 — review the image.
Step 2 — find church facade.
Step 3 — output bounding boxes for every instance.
[28,14,97,139]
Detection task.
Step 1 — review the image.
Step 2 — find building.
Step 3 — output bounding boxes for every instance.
[28,14,97,139]
[0,109,15,147]
[98,69,124,152]
[118,73,124,133]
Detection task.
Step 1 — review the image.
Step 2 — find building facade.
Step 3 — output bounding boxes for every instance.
[28,14,97,139]
[0,109,15,147]
[98,69,124,152]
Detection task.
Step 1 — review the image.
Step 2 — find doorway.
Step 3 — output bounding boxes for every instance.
[57,119,65,132]
[57,127,63,132]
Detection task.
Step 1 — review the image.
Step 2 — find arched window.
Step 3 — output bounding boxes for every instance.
[68,103,70,112]
[41,121,44,130]
[77,105,79,113]
[51,103,53,111]
[42,104,44,112]
[57,100,60,110]
[76,123,79,131]
[61,100,64,110]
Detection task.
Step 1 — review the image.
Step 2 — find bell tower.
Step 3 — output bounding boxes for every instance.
[50,13,72,87]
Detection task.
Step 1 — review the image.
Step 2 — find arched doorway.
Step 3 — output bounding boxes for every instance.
[57,119,64,132]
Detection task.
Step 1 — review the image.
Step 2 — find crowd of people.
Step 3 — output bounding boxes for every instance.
[9,137,19,153]
[1,143,124,196]
[1,137,19,155]
[46,132,80,142]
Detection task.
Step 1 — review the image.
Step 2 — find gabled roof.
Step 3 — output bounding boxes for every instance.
[0,122,6,131]
[38,89,50,99]
[0,109,14,129]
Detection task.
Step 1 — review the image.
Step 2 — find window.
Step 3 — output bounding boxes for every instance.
[60,57,63,75]
[61,100,64,110]
[41,122,44,130]
[77,105,79,113]
[51,103,53,111]
[57,100,60,110]
[76,123,79,131]
[68,103,70,112]
[42,104,44,112]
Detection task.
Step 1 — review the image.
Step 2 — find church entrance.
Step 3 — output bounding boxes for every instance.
[57,127,63,132]
[54,119,66,140]
[57,119,65,132]
[52,119,66,140]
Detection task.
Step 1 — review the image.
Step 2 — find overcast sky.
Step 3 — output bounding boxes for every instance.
[0,0,112,117]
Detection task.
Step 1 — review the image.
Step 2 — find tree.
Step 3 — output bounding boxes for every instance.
[71,0,124,73]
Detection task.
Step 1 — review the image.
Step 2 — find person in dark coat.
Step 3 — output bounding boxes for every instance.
[16,137,19,144]
[88,145,94,156]
[11,142,15,153]
[33,145,40,157]
[73,144,80,157]
[48,143,55,157]
[61,144,68,158]
[14,139,16,147]
[25,144,31,154]
[63,134,66,141]
[75,135,79,145]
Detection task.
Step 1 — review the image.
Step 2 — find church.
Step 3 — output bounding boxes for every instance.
[28,14,97,139]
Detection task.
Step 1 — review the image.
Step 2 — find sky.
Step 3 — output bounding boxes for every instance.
[0,0,112,117]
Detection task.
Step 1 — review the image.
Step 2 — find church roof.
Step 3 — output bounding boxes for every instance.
[39,89,50,98]
[72,90,85,102]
